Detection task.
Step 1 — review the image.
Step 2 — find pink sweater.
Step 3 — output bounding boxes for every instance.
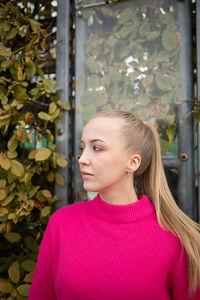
[28,194,200,300]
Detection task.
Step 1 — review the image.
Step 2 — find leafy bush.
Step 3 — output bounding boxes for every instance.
[0,1,68,298]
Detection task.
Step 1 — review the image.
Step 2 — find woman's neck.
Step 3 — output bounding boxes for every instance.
[99,185,138,205]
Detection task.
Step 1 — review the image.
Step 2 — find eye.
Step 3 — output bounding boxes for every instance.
[93,146,102,151]
[80,147,84,153]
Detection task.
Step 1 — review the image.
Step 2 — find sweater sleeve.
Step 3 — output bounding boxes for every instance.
[28,217,57,300]
[170,247,200,300]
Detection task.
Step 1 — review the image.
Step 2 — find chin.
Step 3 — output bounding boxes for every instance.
[83,183,99,193]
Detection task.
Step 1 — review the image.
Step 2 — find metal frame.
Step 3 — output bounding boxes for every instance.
[196,0,200,223]
[56,0,196,220]
[176,0,194,219]
[55,0,74,209]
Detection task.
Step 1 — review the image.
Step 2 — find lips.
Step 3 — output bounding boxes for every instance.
[81,171,94,179]
[81,171,93,176]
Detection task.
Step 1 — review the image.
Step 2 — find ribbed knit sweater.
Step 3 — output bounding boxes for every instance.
[28,194,200,300]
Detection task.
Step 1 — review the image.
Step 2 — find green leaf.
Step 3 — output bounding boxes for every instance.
[49,102,57,115]
[107,36,118,47]
[4,232,21,243]
[80,92,96,106]
[25,60,36,78]
[88,75,101,90]
[108,68,121,83]
[13,85,28,100]
[29,18,41,32]
[38,111,51,121]
[6,27,18,40]
[11,160,24,177]
[137,94,150,105]
[24,236,38,252]
[0,281,13,293]
[8,261,20,283]
[118,8,133,24]
[139,22,150,37]
[147,31,160,41]
[155,75,172,91]
[161,91,173,103]
[118,26,135,39]
[156,50,171,62]
[21,260,36,272]
[17,284,30,297]
[35,147,51,161]
[162,30,177,51]
[85,57,97,73]
[41,206,51,217]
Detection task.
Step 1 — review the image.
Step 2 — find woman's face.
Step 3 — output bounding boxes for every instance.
[78,117,132,193]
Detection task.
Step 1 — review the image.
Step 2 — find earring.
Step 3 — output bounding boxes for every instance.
[127,171,132,178]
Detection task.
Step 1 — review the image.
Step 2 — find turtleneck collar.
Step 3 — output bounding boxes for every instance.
[91,193,155,223]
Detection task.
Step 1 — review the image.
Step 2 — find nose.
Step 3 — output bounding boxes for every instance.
[77,151,90,165]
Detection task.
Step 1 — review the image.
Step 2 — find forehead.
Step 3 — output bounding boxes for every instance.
[81,117,124,142]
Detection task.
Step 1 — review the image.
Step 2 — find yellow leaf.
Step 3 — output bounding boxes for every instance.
[8,134,18,152]
[56,172,65,187]
[35,147,51,161]
[41,190,52,198]
[23,272,34,283]
[0,281,13,293]
[8,261,20,283]
[17,284,30,297]
[0,179,6,188]
[0,189,7,201]
[21,260,36,272]
[17,67,23,81]
[0,43,11,56]
[4,232,21,243]
[11,160,24,177]
[0,154,10,170]
[41,206,51,217]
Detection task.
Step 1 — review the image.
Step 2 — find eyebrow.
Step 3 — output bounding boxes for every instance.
[81,138,107,143]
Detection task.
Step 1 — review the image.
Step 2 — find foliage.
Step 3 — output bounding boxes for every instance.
[76,0,182,152]
[0,1,69,298]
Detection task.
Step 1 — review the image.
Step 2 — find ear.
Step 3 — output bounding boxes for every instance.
[127,154,141,174]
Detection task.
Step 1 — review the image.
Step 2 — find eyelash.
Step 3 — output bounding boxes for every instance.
[80,146,102,152]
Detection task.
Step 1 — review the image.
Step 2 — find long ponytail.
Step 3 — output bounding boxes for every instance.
[92,110,200,295]
[142,121,200,295]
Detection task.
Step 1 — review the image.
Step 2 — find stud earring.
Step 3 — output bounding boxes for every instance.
[127,171,132,178]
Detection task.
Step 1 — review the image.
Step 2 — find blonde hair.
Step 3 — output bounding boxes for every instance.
[92,110,200,295]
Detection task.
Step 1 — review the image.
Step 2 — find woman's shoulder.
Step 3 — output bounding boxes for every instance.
[49,200,90,225]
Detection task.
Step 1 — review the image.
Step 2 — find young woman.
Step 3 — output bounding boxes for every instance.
[28,110,200,300]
